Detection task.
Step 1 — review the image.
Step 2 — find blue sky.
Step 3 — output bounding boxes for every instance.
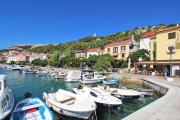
[0,0,180,49]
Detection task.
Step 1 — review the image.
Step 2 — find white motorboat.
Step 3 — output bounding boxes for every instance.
[49,72,58,77]
[103,77,121,86]
[36,70,48,76]
[22,69,34,74]
[11,97,54,120]
[73,86,122,108]
[133,88,154,96]
[0,75,15,120]
[11,65,20,71]
[98,86,141,102]
[65,70,81,82]
[43,89,96,119]
[80,70,106,84]
[53,73,64,79]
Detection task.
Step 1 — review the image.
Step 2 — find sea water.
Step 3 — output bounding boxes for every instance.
[0,68,159,120]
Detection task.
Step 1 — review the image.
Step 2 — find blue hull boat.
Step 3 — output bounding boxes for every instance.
[11,97,54,120]
[103,77,120,85]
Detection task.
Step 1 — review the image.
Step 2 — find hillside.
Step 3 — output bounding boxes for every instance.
[29,23,177,55]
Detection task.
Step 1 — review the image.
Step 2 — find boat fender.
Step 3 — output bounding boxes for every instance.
[43,92,48,99]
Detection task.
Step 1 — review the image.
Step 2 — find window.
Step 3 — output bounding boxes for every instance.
[113,47,118,53]
[168,32,176,39]
[107,48,110,52]
[122,53,125,58]
[121,46,126,50]
[167,45,176,54]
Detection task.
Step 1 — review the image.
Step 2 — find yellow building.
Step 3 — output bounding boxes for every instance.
[149,26,180,76]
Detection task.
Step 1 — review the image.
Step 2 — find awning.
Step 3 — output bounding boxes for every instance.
[136,60,180,65]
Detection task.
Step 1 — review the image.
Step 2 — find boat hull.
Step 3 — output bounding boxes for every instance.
[0,89,15,120]
[80,79,103,84]
[115,95,140,102]
[11,97,54,120]
[43,89,96,119]
[46,101,93,119]
[44,96,94,119]
[64,78,79,82]
[103,81,119,85]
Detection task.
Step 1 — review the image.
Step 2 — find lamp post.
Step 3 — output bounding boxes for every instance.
[167,46,175,78]
[80,57,83,81]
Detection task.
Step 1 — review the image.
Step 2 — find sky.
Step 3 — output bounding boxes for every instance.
[0,0,180,49]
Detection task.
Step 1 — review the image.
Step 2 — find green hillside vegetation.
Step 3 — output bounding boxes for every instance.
[27,24,177,69]
[29,24,173,55]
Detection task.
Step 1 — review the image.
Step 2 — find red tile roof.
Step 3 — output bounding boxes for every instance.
[86,48,103,53]
[75,49,87,53]
[0,53,4,57]
[105,40,131,47]
[157,26,180,33]
[142,31,156,38]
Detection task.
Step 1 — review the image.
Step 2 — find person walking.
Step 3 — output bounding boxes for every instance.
[163,67,168,77]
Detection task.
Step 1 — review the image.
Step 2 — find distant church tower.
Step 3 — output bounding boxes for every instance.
[92,33,97,37]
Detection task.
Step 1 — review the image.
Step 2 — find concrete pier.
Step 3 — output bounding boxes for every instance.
[120,74,180,120]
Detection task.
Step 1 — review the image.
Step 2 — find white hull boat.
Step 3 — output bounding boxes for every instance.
[80,78,103,84]
[53,75,64,79]
[133,88,154,96]
[43,89,96,119]
[98,86,141,102]
[80,73,105,84]
[36,71,47,76]
[0,75,15,120]
[73,86,122,108]
[22,70,34,74]
[11,97,54,120]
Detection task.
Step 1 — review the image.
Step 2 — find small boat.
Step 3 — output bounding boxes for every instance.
[98,86,141,102]
[36,70,47,76]
[53,73,64,79]
[80,70,105,84]
[73,86,122,108]
[22,69,34,74]
[0,75,15,120]
[65,70,81,82]
[11,97,54,120]
[11,66,20,71]
[49,72,58,77]
[103,77,121,86]
[43,89,96,119]
[133,88,154,96]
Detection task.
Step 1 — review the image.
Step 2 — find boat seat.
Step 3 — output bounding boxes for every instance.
[60,97,75,104]
[14,103,43,112]
[24,111,41,120]
[55,91,75,103]
[64,99,75,105]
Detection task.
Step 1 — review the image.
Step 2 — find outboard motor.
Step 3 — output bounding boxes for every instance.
[91,84,97,87]
[24,91,32,98]
[77,84,83,89]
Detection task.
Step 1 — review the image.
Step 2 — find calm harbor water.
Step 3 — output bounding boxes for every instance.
[0,68,160,120]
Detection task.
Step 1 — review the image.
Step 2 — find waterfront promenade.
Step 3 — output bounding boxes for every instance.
[111,73,180,120]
